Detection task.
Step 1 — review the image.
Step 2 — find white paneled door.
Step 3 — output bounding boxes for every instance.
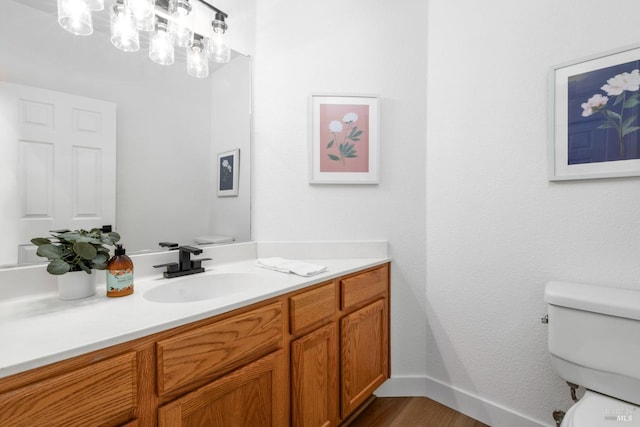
[0,82,116,265]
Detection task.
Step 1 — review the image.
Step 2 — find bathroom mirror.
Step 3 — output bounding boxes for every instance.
[0,0,251,267]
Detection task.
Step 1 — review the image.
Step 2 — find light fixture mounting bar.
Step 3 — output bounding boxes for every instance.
[197,0,228,19]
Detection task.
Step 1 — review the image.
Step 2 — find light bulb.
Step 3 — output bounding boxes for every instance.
[207,32,230,64]
[187,38,209,78]
[169,0,193,47]
[110,1,140,52]
[126,0,155,31]
[207,14,230,63]
[150,20,174,65]
[57,0,93,36]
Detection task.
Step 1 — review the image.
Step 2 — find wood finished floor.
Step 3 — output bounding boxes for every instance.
[349,397,489,427]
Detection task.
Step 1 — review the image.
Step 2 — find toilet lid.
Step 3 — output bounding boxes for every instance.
[562,390,640,427]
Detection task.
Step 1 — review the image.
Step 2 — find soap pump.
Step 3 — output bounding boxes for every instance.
[106,244,134,297]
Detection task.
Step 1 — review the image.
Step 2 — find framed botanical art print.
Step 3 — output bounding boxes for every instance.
[309,93,380,184]
[217,149,239,196]
[549,44,640,180]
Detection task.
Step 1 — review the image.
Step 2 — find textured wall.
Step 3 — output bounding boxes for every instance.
[252,0,429,377]
[426,0,640,425]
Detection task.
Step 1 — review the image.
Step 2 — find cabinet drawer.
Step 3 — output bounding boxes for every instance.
[157,301,284,395]
[289,281,336,335]
[341,264,389,311]
[0,352,137,427]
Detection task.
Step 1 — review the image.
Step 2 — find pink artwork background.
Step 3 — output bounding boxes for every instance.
[319,103,370,173]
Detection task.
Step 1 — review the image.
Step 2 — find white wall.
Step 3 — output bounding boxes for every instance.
[209,55,252,242]
[426,0,640,426]
[252,0,429,378]
[254,0,640,426]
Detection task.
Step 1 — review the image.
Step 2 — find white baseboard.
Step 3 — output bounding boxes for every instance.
[374,376,552,427]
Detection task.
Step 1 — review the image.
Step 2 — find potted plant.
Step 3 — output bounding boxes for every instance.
[31,228,121,299]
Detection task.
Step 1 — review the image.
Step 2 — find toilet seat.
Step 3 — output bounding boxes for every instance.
[561,390,640,427]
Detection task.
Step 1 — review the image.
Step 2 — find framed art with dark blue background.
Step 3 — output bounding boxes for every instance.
[217,149,239,196]
[549,45,640,180]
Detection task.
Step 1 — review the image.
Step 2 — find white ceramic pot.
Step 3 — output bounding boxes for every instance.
[57,270,96,300]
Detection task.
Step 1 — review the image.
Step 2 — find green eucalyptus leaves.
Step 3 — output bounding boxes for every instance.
[31,228,121,275]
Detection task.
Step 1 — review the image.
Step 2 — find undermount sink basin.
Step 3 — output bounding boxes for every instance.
[143,273,268,303]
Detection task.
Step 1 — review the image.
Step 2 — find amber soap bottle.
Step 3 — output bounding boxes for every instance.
[106,244,134,297]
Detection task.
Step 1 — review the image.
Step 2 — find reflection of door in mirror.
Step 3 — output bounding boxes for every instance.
[0,82,116,266]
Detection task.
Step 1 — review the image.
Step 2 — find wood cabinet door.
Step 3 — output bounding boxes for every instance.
[291,323,339,427]
[158,350,287,427]
[340,299,389,418]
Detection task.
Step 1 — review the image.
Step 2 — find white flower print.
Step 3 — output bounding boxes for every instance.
[329,120,343,133]
[343,112,358,124]
[601,69,640,96]
[581,94,609,117]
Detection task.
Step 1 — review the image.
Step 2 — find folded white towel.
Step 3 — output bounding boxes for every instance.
[256,257,327,277]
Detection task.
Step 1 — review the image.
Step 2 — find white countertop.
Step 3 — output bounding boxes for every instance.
[0,241,389,379]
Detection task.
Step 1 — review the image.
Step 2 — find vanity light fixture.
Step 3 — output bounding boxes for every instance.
[57,0,94,36]
[168,0,194,47]
[110,0,140,52]
[149,17,175,65]
[207,11,230,64]
[56,0,230,78]
[127,0,156,31]
[187,34,209,78]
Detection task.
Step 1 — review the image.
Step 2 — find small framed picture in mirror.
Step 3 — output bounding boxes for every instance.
[217,149,239,196]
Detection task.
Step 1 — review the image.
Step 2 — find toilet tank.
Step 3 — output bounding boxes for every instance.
[544,281,640,405]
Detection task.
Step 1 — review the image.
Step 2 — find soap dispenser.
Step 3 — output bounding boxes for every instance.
[106,244,134,297]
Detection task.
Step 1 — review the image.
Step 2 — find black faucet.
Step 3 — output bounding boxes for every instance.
[153,243,212,278]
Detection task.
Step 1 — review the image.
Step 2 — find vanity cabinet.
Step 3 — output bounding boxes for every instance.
[289,264,390,426]
[0,262,390,427]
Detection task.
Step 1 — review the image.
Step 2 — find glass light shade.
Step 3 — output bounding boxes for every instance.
[126,0,155,31]
[169,0,194,47]
[149,22,175,65]
[85,0,104,11]
[207,32,230,64]
[135,11,156,31]
[57,0,93,36]
[187,39,209,78]
[110,1,140,52]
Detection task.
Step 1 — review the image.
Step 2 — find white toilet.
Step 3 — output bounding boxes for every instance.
[545,281,640,427]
